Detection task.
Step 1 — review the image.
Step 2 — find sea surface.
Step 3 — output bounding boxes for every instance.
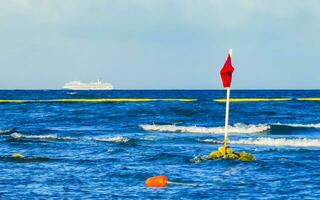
[0,90,319,199]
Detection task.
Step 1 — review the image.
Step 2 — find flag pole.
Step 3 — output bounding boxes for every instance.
[208,49,254,161]
[223,49,232,148]
[223,86,230,147]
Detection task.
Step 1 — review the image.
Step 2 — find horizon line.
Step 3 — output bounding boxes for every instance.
[0,88,319,91]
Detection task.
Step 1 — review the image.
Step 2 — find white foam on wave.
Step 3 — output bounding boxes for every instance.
[0,130,12,134]
[140,122,320,135]
[201,137,320,147]
[92,136,130,143]
[140,123,270,134]
[139,137,154,141]
[274,123,320,129]
[67,92,78,95]
[7,133,148,144]
[10,133,76,140]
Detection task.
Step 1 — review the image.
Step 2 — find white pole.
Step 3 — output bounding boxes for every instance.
[223,49,232,148]
[223,87,230,147]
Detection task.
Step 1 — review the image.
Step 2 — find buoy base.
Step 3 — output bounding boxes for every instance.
[208,146,254,162]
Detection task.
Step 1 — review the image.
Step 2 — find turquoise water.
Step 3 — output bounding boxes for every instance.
[0,90,319,199]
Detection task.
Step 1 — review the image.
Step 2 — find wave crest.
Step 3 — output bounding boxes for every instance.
[200,137,320,147]
[10,133,76,141]
[0,130,15,135]
[140,123,320,135]
[274,123,320,129]
[92,136,130,144]
[140,123,269,134]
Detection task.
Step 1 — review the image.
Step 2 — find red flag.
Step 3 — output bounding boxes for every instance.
[220,50,234,88]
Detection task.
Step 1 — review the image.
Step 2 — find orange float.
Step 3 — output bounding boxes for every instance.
[145,175,168,188]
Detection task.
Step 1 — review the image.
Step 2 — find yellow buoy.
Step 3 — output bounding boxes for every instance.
[0,98,197,103]
[297,98,320,101]
[12,153,24,158]
[214,98,292,103]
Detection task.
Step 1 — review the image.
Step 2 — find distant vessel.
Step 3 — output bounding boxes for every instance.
[62,80,113,90]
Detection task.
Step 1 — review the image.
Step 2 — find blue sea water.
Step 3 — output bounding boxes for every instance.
[0,90,320,199]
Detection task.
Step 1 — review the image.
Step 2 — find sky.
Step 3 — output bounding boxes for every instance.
[0,0,319,89]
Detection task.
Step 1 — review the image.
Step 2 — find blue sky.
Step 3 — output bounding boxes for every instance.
[0,0,319,89]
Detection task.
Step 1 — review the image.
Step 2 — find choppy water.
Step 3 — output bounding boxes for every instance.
[0,90,320,199]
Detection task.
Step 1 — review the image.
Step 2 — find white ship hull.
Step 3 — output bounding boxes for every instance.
[63,81,113,90]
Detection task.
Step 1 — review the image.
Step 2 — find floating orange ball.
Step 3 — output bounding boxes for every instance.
[145,175,168,188]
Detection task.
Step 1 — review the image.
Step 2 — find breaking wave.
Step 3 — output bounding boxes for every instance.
[92,136,130,144]
[10,133,76,141]
[140,123,320,135]
[139,137,155,141]
[5,132,145,144]
[200,137,320,147]
[140,123,269,134]
[0,129,15,135]
[273,123,320,129]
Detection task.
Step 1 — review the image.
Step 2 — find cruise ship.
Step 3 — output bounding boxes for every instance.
[62,80,113,90]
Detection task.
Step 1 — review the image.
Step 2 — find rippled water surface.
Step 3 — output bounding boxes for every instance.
[0,90,320,199]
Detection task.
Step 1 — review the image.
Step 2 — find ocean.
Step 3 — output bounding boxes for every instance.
[0,90,319,199]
